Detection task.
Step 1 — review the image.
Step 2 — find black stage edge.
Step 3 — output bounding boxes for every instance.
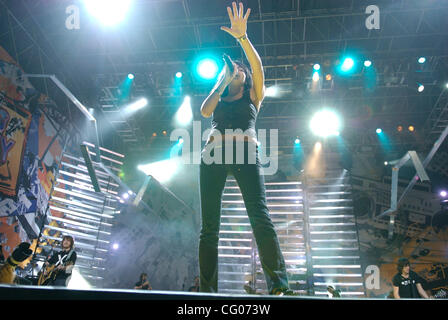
[0,285,440,318]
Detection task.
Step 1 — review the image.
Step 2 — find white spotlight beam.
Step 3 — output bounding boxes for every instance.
[176,96,193,125]
[83,0,132,26]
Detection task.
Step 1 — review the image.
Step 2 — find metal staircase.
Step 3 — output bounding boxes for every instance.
[217,167,365,297]
[218,178,308,295]
[304,169,366,297]
[34,142,124,288]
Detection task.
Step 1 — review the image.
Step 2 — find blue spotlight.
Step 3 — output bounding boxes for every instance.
[313,64,321,71]
[127,73,134,80]
[418,57,426,64]
[196,58,219,80]
[364,60,372,67]
[294,138,301,145]
[175,72,183,78]
[376,128,382,134]
[341,58,354,72]
[178,138,184,144]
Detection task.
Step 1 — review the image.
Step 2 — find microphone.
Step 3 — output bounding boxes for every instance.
[222,54,234,74]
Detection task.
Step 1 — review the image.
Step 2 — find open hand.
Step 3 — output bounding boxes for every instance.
[221,2,251,39]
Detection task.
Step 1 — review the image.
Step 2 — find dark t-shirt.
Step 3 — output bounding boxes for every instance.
[392,271,423,298]
[135,280,150,289]
[48,249,77,280]
[188,285,199,292]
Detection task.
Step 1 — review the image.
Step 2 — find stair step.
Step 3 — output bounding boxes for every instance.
[311,248,359,251]
[311,192,351,196]
[310,199,352,203]
[314,282,364,287]
[306,184,351,188]
[218,263,252,267]
[309,223,356,226]
[219,271,252,275]
[309,206,353,210]
[313,273,363,277]
[312,265,361,269]
[218,254,252,258]
[311,239,358,242]
[218,246,252,250]
[312,256,360,259]
[309,215,354,219]
[219,238,253,242]
[310,231,357,234]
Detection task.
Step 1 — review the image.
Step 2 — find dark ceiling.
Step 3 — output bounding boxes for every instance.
[1,0,448,170]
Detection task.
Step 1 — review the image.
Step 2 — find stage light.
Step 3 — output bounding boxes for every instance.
[325,74,332,81]
[364,60,372,67]
[122,193,129,199]
[67,268,91,290]
[446,83,448,89]
[265,86,279,97]
[138,159,180,183]
[127,73,134,80]
[175,96,193,125]
[178,138,184,144]
[127,190,133,195]
[376,128,382,134]
[197,58,219,80]
[112,243,119,250]
[397,125,403,132]
[341,57,354,72]
[162,130,167,136]
[119,199,125,204]
[312,71,320,82]
[310,109,341,137]
[294,138,301,145]
[418,57,426,64]
[152,132,157,137]
[408,125,415,132]
[440,190,447,198]
[313,64,321,71]
[418,84,425,92]
[83,0,131,26]
[126,98,148,112]
[175,72,183,78]
[384,161,388,166]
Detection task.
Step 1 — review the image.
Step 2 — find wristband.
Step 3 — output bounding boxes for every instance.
[237,34,247,42]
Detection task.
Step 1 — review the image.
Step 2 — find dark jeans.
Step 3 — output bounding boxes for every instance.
[51,277,68,287]
[199,141,289,293]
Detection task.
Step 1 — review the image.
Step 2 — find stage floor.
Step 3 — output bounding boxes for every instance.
[0,284,328,300]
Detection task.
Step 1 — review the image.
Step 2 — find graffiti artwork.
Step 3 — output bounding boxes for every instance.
[0,103,32,196]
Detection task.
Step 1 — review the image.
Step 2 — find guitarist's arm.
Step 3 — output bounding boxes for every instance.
[416,283,430,299]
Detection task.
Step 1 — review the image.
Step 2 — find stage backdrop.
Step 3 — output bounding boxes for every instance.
[0,46,79,268]
[102,177,200,291]
[350,149,448,298]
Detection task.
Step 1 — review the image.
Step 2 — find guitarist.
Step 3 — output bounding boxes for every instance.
[392,257,431,299]
[41,235,77,287]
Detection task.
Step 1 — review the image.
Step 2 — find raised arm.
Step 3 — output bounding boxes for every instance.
[221,2,265,110]
[200,63,236,118]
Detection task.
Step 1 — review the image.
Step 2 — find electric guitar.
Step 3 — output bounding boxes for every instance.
[37,262,73,286]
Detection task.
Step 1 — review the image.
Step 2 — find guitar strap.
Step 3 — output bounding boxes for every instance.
[55,249,74,268]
